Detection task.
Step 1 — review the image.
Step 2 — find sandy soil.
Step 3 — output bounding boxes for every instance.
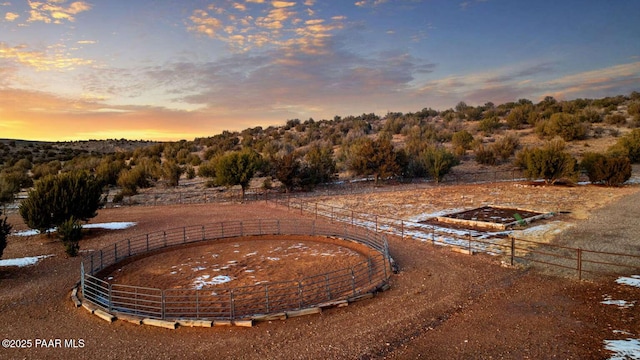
[103,236,373,289]
[1,182,639,359]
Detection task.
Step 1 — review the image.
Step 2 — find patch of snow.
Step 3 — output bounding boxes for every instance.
[12,222,136,236]
[84,222,136,230]
[193,275,232,289]
[11,229,40,236]
[192,266,206,271]
[0,254,53,267]
[616,275,640,288]
[407,209,466,222]
[245,252,258,257]
[603,338,640,360]
[267,257,280,261]
[602,295,636,309]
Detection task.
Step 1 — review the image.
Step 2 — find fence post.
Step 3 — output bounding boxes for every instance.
[80,263,85,295]
[230,290,235,320]
[114,243,118,262]
[161,291,166,320]
[401,221,404,240]
[146,234,149,252]
[375,215,378,232]
[351,269,356,296]
[577,248,583,280]
[240,221,244,236]
[298,282,303,309]
[128,239,131,257]
[163,231,167,247]
[315,203,318,219]
[202,225,205,241]
[510,236,515,266]
[108,283,113,312]
[183,227,186,243]
[90,255,94,275]
[325,274,331,300]
[432,225,435,245]
[196,290,200,319]
[265,285,270,313]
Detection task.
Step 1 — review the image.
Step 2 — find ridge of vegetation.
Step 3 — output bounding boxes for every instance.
[1,92,639,205]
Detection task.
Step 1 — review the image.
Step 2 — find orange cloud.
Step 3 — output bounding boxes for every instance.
[4,11,19,21]
[272,1,296,8]
[0,42,93,71]
[27,0,91,24]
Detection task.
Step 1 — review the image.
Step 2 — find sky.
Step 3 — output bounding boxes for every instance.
[0,0,639,141]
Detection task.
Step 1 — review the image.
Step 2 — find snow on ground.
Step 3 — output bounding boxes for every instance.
[12,222,136,236]
[604,339,640,360]
[84,222,136,230]
[602,295,636,309]
[193,275,233,289]
[616,275,640,288]
[603,275,640,359]
[407,209,466,223]
[0,254,53,267]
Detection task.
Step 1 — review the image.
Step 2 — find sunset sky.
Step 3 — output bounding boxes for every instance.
[1,0,639,141]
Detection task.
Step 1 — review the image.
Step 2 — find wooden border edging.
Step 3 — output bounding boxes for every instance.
[94,309,116,323]
[142,318,178,329]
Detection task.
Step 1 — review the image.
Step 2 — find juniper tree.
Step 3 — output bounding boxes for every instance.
[0,209,11,259]
[19,171,103,234]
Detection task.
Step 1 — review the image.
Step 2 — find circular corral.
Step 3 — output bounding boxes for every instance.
[100,235,378,290]
[78,219,394,325]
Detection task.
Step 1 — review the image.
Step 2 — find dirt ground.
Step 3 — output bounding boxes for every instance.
[103,236,372,289]
[1,182,639,359]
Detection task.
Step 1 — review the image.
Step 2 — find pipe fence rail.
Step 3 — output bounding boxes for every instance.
[268,196,640,281]
[80,219,393,321]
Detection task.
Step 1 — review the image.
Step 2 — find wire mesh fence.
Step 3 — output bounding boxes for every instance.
[80,219,393,320]
[268,196,640,281]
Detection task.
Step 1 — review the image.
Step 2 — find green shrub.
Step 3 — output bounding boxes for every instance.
[478,117,501,134]
[610,129,640,163]
[515,140,577,184]
[451,130,474,151]
[581,152,631,186]
[492,133,520,161]
[0,210,11,259]
[474,144,497,165]
[605,113,627,126]
[58,217,82,257]
[19,171,103,234]
[419,145,459,183]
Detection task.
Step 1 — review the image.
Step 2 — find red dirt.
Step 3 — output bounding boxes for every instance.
[103,235,372,289]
